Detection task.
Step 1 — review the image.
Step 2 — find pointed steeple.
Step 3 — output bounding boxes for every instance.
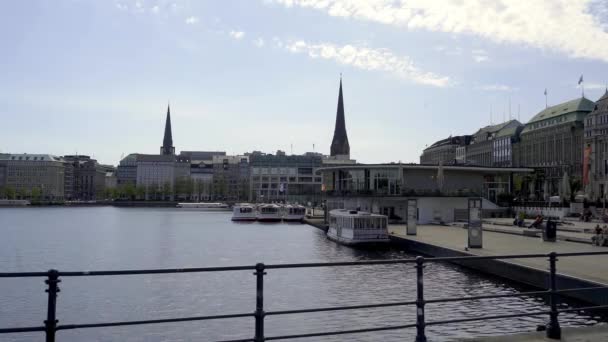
[160,104,175,155]
[330,75,350,158]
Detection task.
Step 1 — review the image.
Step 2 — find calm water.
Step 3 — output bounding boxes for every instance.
[0,207,605,341]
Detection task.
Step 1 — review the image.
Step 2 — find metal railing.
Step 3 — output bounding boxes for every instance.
[2,251,608,341]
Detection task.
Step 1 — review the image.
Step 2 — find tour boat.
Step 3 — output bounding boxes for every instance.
[327,209,390,246]
[257,204,282,222]
[232,204,257,221]
[176,202,230,211]
[283,204,306,222]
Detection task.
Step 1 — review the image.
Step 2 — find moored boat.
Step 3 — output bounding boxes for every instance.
[232,204,257,221]
[257,204,282,222]
[327,209,389,246]
[283,204,306,222]
[176,202,230,211]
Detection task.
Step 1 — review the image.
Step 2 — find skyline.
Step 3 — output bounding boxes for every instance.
[3,1,608,165]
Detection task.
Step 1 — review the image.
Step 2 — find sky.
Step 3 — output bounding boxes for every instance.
[2,0,608,166]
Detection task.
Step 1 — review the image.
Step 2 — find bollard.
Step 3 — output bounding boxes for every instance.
[415,257,427,342]
[44,269,60,342]
[546,253,561,339]
[254,263,266,342]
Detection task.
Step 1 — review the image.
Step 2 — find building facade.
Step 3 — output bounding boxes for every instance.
[584,90,608,199]
[212,155,250,201]
[1,154,66,201]
[420,135,471,165]
[467,120,523,167]
[181,151,226,201]
[116,153,139,186]
[249,151,323,204]
[136,154,190,199]
[516,97,594,195]
[329,77,351,161]
[62,155,106,200]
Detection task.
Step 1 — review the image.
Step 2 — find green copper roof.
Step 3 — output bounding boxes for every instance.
[527,97,594,124]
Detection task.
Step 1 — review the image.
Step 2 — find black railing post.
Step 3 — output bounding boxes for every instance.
[546,252,561,339]
[44,269,60,342]
[415,256,427,342]
[254,263,266,342]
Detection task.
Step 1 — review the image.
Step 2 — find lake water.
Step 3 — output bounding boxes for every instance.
[0,207,604,341]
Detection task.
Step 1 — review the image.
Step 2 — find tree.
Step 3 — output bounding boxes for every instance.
[5,187,16,200]
[162,182,172,201]
[135,185,146,200]
[124,183,136,200]
[31,187,42,202]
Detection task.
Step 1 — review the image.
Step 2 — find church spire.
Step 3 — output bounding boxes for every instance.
[330,75,350,158]
[160,104,175,155]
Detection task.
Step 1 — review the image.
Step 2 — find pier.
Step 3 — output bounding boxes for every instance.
[390,224,608,305]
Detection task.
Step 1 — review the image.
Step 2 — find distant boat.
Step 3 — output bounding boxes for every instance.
[257,204,282,222]
[327,209,389,246]
[283,204,306,222]
[176,202,230,211]
[232,204,257,221]
[0,199,30,207]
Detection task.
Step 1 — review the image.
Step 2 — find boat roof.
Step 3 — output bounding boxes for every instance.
[330,209,386,218]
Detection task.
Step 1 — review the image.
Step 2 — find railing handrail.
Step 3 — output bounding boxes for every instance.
[2,251,608,341]
[3,251,608,278]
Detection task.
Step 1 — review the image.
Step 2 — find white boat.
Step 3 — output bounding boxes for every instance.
[257,204,282,222]
[232,204,257,221]
[0,199,30,207]
[176,202,230,211]
[283,204,306,222]
[327,209,390,246]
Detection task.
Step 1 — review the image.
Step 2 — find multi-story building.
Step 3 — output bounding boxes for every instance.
[212,155,250,201]
[249,151,324,204]
[62,155,107,200]
[0,154,7,191]
[517,97,594,194]
[116,153,139,186]
[467,120,522,167]
[180,151,226,201]
[1,154,66,200]
[584,90,608,198]
[420,135,471,165]
[136,154,190,199]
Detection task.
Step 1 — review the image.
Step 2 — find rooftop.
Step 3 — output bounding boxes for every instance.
[527,97,594,124]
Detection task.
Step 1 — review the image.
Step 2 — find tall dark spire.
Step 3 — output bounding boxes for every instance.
[330,76,350,158]
[160,104,175,155]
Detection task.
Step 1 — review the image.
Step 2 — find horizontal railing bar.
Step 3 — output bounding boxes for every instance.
[0,272,49,278]
[3,251,608,277]
[426,310,552,326]
[425,290,550,304]
[215,338,254,342]
[555,287,608,294]
[558,305,608,313]
[0,326,46,333]
[56,312,254,330]
[266,300,417,316]
[264,323,418,340]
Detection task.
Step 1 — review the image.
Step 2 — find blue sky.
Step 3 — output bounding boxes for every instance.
[2,0,608,165]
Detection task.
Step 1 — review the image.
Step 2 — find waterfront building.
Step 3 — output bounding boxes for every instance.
[116,153,139,186]
[212,155,250,201]
[136,154,190,200]
[180,151,226,201]
[249,151,324,204]
[319,163,532,223]
[583,90,608,199]
[467,120,523,167]
[1,154,66,201]
[516,97,594,195]
[420,135,471,165]
[62,155,107,200]
[329,77,351,161]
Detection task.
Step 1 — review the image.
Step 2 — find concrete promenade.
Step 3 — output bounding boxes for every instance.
[390,224,608,285]
[460,324,608,342]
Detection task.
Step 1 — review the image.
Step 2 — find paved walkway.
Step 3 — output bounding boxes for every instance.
[457,222,595,244]
[459,324,608,341]
[389,224,608,285]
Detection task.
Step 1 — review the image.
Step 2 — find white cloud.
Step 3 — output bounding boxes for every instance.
[253,37,265,47]
[115,2,128,11]
[472,49,489,63]
[230,31,245,40]
[578,82,607,89]
[151,5,160,14]
[185,16,199,24]
[477,84,518,92]
[268,0,608,63]
[279,39,450,87]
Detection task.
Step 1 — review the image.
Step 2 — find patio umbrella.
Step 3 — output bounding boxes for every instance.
[543,180,549,202]
[561,172,571,203]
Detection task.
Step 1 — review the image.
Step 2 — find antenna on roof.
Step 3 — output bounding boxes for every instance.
[490,105,493,124]
[509,96,512,120]
[518,104,521,121]
[290,143,293,155]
